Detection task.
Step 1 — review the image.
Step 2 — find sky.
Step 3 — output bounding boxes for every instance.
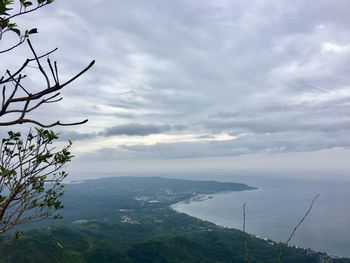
[1,0,350,178]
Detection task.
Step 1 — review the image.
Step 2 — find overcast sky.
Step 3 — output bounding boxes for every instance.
[2,0,350,178]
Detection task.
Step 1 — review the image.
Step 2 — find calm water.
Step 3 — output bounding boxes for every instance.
[174,175,350,257]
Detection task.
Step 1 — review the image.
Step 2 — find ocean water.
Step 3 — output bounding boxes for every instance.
[174,175,350,257]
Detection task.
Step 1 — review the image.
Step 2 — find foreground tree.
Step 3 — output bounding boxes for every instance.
[0,0,94,234]
[0,129,72,234]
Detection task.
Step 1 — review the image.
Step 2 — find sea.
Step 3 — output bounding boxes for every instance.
[171,171,350,258]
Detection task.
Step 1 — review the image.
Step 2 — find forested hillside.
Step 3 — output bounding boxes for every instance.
[0,177,348,263]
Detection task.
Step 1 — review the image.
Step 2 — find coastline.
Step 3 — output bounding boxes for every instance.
[170,186,259,223]
[170,189,250,214]
[170,191,244,228]
[170,190,346,260]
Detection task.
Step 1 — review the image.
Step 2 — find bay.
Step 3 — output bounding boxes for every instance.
[174,175,350,257]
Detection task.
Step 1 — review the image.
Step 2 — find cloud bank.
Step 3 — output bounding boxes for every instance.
[5,0,350,173]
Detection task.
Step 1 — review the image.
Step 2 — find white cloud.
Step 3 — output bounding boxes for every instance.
[321,42,350,53]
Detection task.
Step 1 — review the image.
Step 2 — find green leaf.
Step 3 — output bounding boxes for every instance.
[0,0,13,15]
[28,28,38,34]
[23,1,33,7]
[9,27,20,36]
[0,19,9,29]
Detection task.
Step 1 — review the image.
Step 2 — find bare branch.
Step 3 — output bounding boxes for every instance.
[0,48,58,85]
[276,194,320,263]
[0,40,95,127]
[242,203,248,263]
[3,93,61,114]
[20,119,89,128]
[47,58,58,84]
[27,39,50,88]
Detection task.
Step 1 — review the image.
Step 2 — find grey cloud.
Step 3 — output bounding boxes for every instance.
[57,123,185,141]
[6,128,350,162]
[82,130,350,161]
[205,118,350,135]
[57,131,96,141]
[6,0,350,162]
[205,94,350,135]
[101,123,173,136]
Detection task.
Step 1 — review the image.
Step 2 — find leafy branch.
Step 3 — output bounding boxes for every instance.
[0,0,53,53]
[0,128,72,234]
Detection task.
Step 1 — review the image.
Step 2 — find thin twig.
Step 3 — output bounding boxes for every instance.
[0,38,25,54]
[243,203,248,263]
[276,194,320,263]
[27,39,50,88]
[6,2,51,20]
[0,48,58,85]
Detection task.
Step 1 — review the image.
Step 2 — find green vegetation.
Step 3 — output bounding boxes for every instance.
[1,0,93,235]
[0,176,348,262]
[0,129,73,235]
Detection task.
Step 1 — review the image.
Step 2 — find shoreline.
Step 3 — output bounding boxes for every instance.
[170,191,347,260]
[170,191,248,229]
